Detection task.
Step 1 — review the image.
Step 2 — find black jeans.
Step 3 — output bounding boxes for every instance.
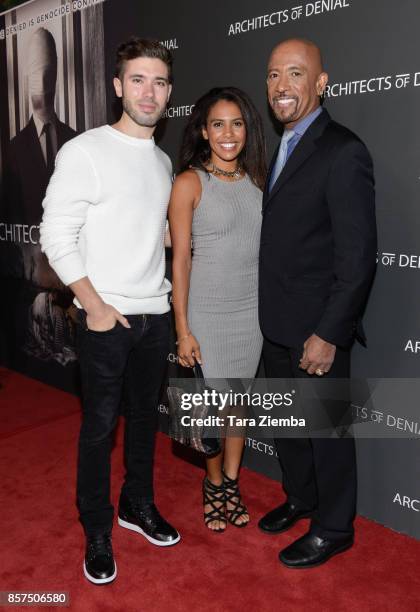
[263,338,356,540]
[75,310,170,536]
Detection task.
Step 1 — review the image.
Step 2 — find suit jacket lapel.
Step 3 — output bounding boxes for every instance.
[263,109,331,211]
[263,141,280,203]
[56,120,70,149]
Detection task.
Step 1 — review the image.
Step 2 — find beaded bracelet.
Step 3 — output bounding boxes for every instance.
[175,332,191,345]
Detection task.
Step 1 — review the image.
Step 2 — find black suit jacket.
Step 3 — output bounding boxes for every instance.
[259,109,377,349]
[6,116,77,225]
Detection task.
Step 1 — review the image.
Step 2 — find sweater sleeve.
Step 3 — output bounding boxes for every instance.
[39,140,100,286]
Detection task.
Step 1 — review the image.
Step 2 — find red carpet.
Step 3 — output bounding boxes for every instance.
[0,367,419,612]
[0,368,80,441]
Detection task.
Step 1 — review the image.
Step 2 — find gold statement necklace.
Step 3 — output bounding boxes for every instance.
[209,162,243,179]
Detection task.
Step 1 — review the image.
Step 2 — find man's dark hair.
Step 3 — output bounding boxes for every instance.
[115,37,173,83]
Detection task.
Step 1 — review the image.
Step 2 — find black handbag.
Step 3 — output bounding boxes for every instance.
[167,362,221,455]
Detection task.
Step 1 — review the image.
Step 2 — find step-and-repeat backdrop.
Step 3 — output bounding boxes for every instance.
[0,0,419,539]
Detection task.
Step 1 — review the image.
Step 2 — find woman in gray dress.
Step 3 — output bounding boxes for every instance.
[169,87,266,532]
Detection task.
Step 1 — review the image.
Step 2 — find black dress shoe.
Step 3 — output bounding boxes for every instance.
[84,532,117,585]
[118,497,180,547]
[279,532,354,569]
[258,501,313,534]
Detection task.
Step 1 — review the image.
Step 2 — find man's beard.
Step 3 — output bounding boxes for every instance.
[272,95,299,124]
[122,97,165,128]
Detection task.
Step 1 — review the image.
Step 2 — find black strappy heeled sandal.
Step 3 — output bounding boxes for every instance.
[223,471,249,528]
[203,477,227,533]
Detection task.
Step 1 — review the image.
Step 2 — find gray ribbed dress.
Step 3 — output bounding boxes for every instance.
[187,170,263,380]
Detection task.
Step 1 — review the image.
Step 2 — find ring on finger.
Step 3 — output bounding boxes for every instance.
[315,368,324,376]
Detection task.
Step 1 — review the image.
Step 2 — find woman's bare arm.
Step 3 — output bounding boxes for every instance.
[168,170,202,366]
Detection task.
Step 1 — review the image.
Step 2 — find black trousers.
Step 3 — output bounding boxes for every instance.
[263,338,357,540]
[75,310,170,536]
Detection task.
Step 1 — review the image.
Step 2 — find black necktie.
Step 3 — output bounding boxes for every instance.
[43,122,54,176]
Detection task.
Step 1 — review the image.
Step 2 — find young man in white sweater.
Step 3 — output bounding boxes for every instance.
[40,38,180,585]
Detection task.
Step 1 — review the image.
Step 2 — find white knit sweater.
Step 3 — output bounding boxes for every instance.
[40,125,172,314]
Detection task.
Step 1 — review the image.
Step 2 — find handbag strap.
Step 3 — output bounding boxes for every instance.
[192,362,206,394]
[193,362,204,379]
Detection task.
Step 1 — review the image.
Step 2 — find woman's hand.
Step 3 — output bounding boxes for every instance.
[177,334,202,367]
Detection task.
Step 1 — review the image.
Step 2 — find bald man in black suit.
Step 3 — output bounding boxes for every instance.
[258,38,377,569]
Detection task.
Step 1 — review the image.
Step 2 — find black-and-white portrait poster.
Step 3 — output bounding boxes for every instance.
[0,0,106,385]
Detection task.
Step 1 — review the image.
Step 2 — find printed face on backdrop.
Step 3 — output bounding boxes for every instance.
[113,57,172,128]
[27,27,58,121]
[202,100,246,167]
[267,39,328,129]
